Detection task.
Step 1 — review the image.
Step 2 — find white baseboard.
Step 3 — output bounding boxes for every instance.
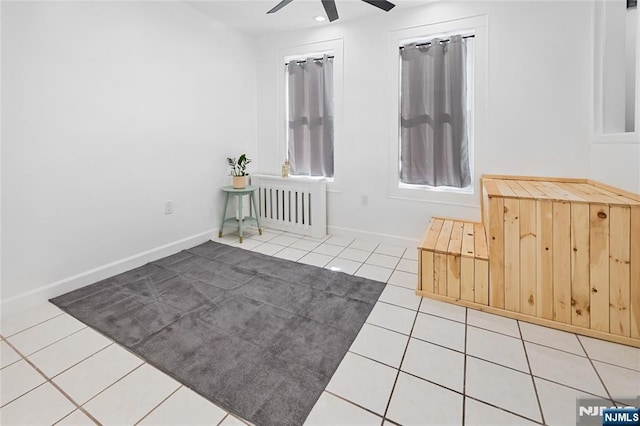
[1,229,216,317]
[327,225,419,248]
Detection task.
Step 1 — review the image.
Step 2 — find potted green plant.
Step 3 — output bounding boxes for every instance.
[227,154,252,189]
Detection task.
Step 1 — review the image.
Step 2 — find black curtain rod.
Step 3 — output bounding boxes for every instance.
[286,56,334,66]
[399,34,475,49]
[284,34,475,64]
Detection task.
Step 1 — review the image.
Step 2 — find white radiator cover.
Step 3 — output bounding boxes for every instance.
[250,174,327,239]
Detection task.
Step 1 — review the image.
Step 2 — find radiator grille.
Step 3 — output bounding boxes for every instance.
[251,175,327,238]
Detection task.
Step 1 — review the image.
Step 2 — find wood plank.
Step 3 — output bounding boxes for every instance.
[536,200,554,320]
[489,197,505,308]
[421,250,435,293]
[588,179,640,202]
[474,223,489,259]
[609,206,631,336]
[504,198,520,312]
[448,222,464,256]
[553,201,571,324]
[505,180,534,198]
[496,180,517,197]
[520,199,537,316]
[590,204,610,332]
[534,181,568,201]
[417,246,422,291]
[631,206,640,339]
[460,222,475,302]
[414,291,640,348]
[447,254,461,299]
[434,254,447,296]
[461,222,476,258]
[474,259,489,305]
[559,182,597,201]
[571,203,590,329]
[548,182,588,202]
[481,180,490,226]
[586,182,640,205]
[517,180,548,198]
[421,218,444,250]
[481,174,587,184]
[482,179,502,197]
[447,222,464,298]
[461,256,475,302]
[435,220,454,254]
[575,183,621,204]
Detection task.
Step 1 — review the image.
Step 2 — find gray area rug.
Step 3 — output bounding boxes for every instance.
[50,241,386,425]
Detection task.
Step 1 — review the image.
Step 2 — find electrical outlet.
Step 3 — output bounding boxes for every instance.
[164,201,173,215]
[360,195,368,206]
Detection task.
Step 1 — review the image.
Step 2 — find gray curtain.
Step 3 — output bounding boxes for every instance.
[287,55,334,177]
[400,35,470,188]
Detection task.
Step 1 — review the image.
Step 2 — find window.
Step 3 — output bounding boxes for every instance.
[285,54,335,178]
[399,33,474,189]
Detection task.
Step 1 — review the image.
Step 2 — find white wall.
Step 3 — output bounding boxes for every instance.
[1,1,257,312]
[256,1,594,242]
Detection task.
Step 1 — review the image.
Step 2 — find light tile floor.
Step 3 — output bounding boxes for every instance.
[1,227,639,425]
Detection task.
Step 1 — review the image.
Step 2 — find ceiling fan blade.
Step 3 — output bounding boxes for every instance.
[321,0,339,22]
[266,0,294,14]
[360,0,396,12]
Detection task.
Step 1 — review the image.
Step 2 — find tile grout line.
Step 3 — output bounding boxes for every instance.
[22,327,113,373]
[216,413,231,426]
[463,394,545,425]
[47,342,115,381]
[380,296,423,424]
[75,361,146,409]
[1,312,67,340]
[448,317,603,361]
[346,350,402,372]
[587,358,640,374]
[322,390,385,421]
[350,359,547,426]
[461,307,468,426]
[353,245,389,279]
[134,385,182,425]
[517,320,546,425]
[1,338,102,425]
[576,336,616,402]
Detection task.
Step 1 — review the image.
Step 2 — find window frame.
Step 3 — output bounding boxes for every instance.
[387,16,488,206]
[277,39,343,187]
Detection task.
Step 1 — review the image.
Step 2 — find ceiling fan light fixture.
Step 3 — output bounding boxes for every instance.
[267,0,396,22]
[314,15,327,22]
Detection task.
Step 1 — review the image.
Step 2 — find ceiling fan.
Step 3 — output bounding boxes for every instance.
[267,0,396,22]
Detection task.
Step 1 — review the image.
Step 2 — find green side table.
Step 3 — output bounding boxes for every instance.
[218,185,262,243]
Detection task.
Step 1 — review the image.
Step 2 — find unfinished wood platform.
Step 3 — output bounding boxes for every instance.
[420,218,489,304]
[417,175,640,348]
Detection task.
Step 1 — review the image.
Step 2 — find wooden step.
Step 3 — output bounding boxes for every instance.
[478,175,640,348]
[482,175,640,343]
[418,218,489,304]
[416,175,640,348]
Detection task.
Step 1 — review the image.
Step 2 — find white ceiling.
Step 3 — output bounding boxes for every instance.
[184,0,431,35]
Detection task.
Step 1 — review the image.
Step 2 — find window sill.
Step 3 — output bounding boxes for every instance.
[398,182,474,195]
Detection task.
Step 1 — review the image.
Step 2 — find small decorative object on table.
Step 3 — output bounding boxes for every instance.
[227,154,252,189]
[281,159,290,178]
